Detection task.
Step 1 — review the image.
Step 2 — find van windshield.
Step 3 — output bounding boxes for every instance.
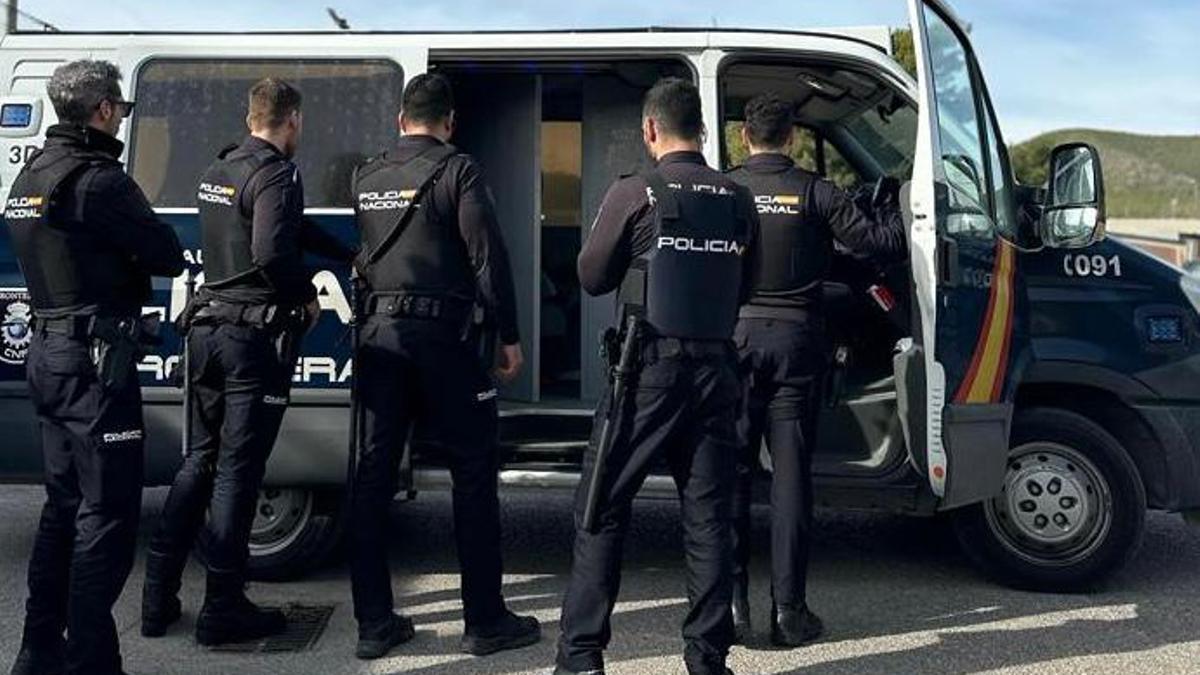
[839,99,917,180]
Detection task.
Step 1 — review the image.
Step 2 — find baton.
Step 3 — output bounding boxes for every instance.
[581,313,642,533]
[180,271,196,457]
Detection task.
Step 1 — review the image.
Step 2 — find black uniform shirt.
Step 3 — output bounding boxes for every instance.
[211,136,356,307]
[26,124,185,316]
[731,152,907,313]
[578,151,760,302]
[386,135,522,346]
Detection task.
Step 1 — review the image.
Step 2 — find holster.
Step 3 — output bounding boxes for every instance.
[89,314,161,392]
[272,306,308,367]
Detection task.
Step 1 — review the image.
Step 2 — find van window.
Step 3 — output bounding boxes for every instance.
[923,7,994,238]
[129,59,404,209]
[723,123,856,189]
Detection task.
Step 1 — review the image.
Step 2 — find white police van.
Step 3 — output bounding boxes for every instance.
[3,1,1198,592]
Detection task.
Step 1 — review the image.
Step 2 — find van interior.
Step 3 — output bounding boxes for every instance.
[414,56,920,481]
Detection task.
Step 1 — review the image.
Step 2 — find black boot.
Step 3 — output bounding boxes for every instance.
[9,641,64,675]
[194,571,286,646]
[355,612,416,660]
[141,550,185,638]
[553,667,605,675]
[460,610,540,656]
[770,604,824,648]
[731,575,751,645]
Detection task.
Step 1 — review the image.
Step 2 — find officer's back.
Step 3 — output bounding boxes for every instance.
[557,77,758,675]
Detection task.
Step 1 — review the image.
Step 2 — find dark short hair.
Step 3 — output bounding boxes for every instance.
[642,77,703,141]
[743,93,794,149]
[46,60,123,126]
[247,78,302,130]
[402,73,454,125]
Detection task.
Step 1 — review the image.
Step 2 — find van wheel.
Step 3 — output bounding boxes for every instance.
[952,407,1146,592]
[194,488,346,582]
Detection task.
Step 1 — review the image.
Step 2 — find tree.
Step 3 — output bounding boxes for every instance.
[891,28,917,78]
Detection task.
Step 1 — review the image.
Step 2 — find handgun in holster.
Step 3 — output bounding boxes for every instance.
[271,305,309,368]
[89,314,162,392]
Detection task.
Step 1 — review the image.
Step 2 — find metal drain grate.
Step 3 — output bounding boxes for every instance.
[208,604,335,654]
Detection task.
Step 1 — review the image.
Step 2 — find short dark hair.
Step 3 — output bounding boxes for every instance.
[47,60,123,126]
[402,73,454,125]
[743,93,794,149]
[247,78,302,131]
[642,77,703,141]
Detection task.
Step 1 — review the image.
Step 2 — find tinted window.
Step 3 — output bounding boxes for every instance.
[130,59,404,208]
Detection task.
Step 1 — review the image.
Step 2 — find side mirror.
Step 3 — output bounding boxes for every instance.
[1039,143,1106,249]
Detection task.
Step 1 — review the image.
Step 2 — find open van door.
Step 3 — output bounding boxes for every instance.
[898,0,1025,509]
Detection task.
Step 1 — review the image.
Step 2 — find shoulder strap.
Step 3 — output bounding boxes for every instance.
[358,144,457,268]
[639,169,680,235]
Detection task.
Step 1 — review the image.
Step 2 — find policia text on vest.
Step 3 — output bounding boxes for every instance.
[557,76,760,675]
[345,72,539,661]
[142,80,357,650]
[6,58,187,675]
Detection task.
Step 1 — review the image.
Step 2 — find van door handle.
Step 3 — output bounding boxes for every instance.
[939,236,959,287]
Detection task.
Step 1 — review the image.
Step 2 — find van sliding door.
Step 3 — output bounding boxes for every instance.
[451,73,543,402]
[579,76,655,402]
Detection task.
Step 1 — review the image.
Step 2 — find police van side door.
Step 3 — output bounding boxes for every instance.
[901,0,1023,508]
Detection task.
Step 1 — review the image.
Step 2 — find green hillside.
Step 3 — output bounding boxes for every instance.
[1010,130,1200,218]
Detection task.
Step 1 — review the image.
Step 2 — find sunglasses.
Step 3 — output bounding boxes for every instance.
[98,98,136,118]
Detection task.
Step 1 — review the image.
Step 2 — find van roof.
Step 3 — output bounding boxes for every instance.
[3,25,894,55]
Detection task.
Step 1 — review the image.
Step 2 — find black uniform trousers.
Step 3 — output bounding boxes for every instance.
[148,322,292,588]
[731,316,828,609]
[557,339,741,675]
[21,330,144,675]
[350,316,505,630]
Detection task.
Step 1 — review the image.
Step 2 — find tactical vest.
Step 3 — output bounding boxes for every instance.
[728,164,828,301]
[620,170,751,341]
[5,145,123,312]
[196,144,285,288]
[351,144,468,296]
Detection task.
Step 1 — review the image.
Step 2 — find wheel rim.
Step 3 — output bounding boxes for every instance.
[983,442,1113,568]
[248,488,313,557]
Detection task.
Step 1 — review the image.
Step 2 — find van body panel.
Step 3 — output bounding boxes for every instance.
[0,26,1197,524]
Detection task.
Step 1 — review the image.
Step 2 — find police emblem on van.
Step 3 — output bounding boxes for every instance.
[197,182,236,206]
[0,289,32,366]
[358,188,418,212]
[754,194,802,215]
[3,195,44,220]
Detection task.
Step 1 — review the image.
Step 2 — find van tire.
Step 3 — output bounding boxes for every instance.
[194,487,346,582]
[952,407,1145,592]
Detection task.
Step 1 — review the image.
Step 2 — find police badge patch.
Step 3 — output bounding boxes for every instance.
[0,288,33,371]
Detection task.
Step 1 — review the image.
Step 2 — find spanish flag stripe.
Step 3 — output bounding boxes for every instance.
[953,242,1016,404]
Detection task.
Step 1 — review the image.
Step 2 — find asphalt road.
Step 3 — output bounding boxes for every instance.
[2,486,1200,674]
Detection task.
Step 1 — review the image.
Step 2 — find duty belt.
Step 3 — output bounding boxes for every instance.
[641,336,732,362]
[366,292,471,324]
[192,301,282,330]
[33,314,99,340]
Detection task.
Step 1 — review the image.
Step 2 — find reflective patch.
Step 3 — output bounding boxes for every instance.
[101,429,143,444]
[263,394,290,406]
[476,388,498,402]
[197,182,236,206]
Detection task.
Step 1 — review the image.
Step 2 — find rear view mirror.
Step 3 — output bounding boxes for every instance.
[1040,143,1106,249]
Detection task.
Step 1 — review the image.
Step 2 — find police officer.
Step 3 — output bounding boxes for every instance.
[555,77,759,675]
[347,73,539,660]
[726,92,907,647]
[5,60,185,675]
[140,78,355,645]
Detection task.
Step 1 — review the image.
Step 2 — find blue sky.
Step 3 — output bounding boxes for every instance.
[16,0,1200,142]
